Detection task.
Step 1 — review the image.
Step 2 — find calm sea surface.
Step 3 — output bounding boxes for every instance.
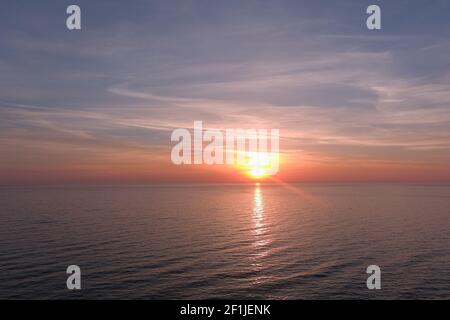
[0,184,449,299]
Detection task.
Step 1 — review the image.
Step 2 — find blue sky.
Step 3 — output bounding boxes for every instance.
[1,0,450,183]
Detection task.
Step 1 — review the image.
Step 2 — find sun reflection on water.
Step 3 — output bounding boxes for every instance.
[251,184,273,284]
[253,184,264,235]
[254,184,270,243]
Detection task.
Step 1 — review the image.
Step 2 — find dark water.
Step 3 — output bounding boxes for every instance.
[0,184,449,299]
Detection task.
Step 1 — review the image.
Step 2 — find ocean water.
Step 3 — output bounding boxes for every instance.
[0,184,449,299]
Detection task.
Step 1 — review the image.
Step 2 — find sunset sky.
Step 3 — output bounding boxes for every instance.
[1,0,450,184]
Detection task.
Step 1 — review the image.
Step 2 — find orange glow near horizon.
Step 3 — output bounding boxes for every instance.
[3,140,450,185]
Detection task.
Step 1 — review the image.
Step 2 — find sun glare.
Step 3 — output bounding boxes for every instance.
[246,152,275,179]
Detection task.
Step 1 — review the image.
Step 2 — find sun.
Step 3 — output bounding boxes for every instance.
[250,167,266,178]
[235,150,279,179]
[246,152,273,179]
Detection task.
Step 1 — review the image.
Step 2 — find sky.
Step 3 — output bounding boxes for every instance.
[1,0,450,185]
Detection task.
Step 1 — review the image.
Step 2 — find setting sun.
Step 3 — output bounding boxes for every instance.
[247,152,275,179]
